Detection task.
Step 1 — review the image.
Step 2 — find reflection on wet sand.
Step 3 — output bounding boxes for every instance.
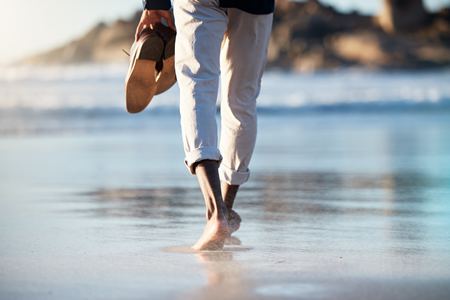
[82,170,444,251]
[253,171,432,255]
[184,251,254,300]
[83,170,436,220]
[78,170,450,285]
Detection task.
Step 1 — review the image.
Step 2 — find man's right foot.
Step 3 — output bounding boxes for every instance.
[192,217,230,251]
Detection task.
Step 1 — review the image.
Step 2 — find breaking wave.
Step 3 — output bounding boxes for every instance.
[1,64,450,112]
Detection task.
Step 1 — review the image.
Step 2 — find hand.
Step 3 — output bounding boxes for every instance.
[135,9,176,41]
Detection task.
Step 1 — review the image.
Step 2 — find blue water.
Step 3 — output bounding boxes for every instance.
[1,66,450,112]
[1,68,450,299]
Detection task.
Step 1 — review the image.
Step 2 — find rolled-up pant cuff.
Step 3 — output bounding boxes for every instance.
[219,164,250,185]
[184,147,222,175]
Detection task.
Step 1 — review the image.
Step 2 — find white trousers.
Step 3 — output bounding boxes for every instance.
[173,0,273,185]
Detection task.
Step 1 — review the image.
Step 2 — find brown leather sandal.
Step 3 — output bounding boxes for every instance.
[125,28,164,114]
[154,24,177,95]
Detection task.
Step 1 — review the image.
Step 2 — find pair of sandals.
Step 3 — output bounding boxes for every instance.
[125,23,177,113]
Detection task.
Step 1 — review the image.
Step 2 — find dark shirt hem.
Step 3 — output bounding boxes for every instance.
[143,0,274,14]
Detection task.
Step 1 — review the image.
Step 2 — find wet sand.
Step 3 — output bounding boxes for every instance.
[1,113,450,299]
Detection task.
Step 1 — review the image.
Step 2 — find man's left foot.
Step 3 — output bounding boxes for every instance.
[228,209,241,234]
[225,236,242,245]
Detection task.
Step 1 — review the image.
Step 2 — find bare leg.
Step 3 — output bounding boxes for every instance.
[221,183,241,234]
[222,183,239,211]
[192,160,230,251]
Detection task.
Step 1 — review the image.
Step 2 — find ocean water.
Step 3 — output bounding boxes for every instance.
[1,65,450,112]
[1,66,450,299]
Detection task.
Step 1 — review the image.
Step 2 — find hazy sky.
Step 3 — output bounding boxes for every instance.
[0,0,449,64]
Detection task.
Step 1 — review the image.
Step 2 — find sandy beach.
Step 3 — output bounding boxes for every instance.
[2,0,450,296]
[1,107,450,299]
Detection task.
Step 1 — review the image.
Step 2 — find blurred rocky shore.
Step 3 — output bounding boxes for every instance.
[21,0,450,71]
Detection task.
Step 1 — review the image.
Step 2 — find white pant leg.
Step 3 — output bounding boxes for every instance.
[173,0,228,174]
[219,9,273,185]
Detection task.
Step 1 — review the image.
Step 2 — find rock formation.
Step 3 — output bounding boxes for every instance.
[378,0,429,33]
[20,0,450,71]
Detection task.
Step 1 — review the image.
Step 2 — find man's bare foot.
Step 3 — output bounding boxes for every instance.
[228,209,241,234]
[192,217,230,251]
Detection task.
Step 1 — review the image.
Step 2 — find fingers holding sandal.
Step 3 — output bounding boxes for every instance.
[135,10,155,41]
[160,10,176,31]
[135,10,176,41]
[151,10,176,31]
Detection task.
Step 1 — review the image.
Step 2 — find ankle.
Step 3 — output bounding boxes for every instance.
[225,205,232,217]
[210,210,227,222]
